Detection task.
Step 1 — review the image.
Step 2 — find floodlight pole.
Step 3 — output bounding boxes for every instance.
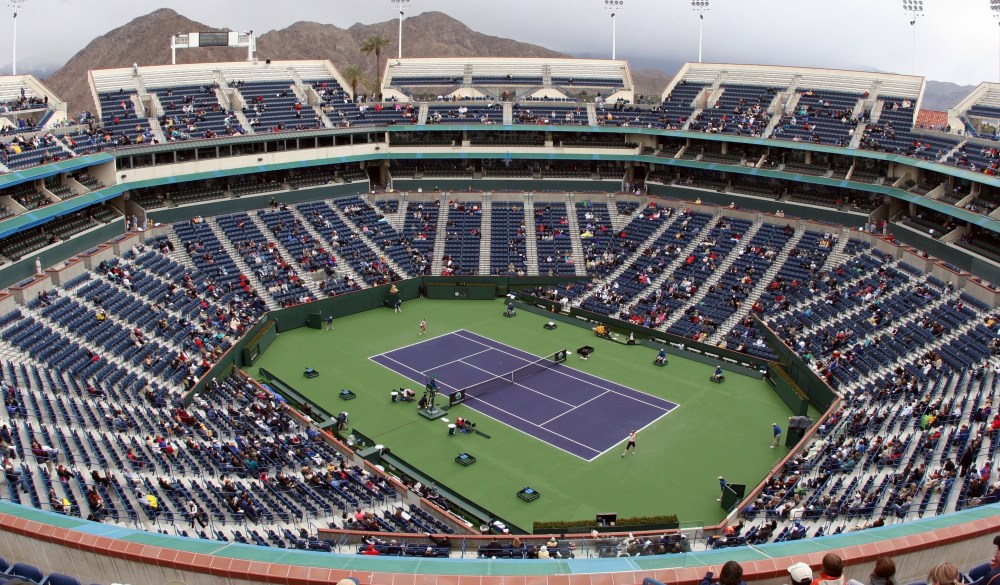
[390,0,412,60]
[9,0,25,76]
[691,1,709,64]
[603,1,623,60]
[698,15,704,63]
[10,4,15,76]
[902,0,923,76]
[611,12,617,60]
[995,12,1000,82]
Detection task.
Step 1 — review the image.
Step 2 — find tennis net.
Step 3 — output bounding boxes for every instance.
[449,350,566,406]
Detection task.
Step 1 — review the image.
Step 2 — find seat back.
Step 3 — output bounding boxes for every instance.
[9,563,43,584]
[44,574,82,585]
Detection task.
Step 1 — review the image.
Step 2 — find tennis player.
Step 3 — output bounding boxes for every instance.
[419,318,427,335]
[621,430,637,457]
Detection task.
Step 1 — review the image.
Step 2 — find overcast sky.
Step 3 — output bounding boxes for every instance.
[2,0,997,86]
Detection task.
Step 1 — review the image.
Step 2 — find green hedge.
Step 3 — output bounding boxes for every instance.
[533,514,679,532]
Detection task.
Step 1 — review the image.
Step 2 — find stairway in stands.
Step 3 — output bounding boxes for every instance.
[708,222,808,344]
[330,205,410,278]
[285,204,368,288]
[245,212,324,300]
[204,219,281,311]
[430,194,453,275]
[658,215,766,332]
[561,194,588,276]
[619,210,724,318]
[573,210,680,308]
[522,194,539,276]
[478,195,493,275]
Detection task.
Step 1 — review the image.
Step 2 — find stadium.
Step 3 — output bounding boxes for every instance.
[0,4,999,585]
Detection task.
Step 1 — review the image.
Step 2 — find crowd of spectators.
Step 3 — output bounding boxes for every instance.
[641,541,1000,585]
[0,133,67,167]
[0,88,48,113]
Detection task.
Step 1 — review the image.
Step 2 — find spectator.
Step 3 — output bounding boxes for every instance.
[869,557,896,585]
[971,535,1000,585]
[719,562,745,585]
[788,562,814,585]
[701,561,746,585]
[927,563,960,585]
[813,553,846,585]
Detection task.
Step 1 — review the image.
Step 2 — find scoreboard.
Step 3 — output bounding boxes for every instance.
[170,31,256,64]
[197,32,230,47]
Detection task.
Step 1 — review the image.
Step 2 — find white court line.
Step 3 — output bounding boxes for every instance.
[370,351,601,460]
[371,329,679,461]
[370,354,462,393]
[540,389,612,426]
[453,358,575,408]
[422,347,495,373]
[379,344,575,409]
[458,395,602,458]
[367,328,464,361]
[453,330,677,412]
[588,405,681,459]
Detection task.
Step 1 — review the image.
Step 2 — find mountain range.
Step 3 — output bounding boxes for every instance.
[35,8,966,117]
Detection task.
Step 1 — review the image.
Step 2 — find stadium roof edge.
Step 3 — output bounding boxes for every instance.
[0,498,998,575]
[89,59,341,79]
[673,61,924,85]
[0,153,114,190]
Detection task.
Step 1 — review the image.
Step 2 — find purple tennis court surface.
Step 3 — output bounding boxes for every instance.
[369,330,678,461]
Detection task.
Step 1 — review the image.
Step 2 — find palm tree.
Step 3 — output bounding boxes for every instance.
[341,65,363,101]
[360,35,391,101]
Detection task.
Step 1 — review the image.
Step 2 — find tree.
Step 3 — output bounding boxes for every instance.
[360,35,391,101]
[341,65,363,101]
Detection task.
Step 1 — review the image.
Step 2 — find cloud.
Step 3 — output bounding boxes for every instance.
[0,0,994,85]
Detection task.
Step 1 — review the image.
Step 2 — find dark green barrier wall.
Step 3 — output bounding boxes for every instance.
[647,184,868,226]
[242,320,278,365]
[187,280,423,400]
[0,222,124,289]
[185,317,274,403]
[426,282,497,299]
[753,317,837,412]
[568,304,771,370]
[419,276,583,300]
[888,225,1000,284]
[147,183,368,225]
[394,179,622,193]
[271,280,422,331]
[769,366,810,416]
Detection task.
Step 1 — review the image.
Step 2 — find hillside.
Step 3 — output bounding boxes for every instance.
[45,9,570,115]
[42,7,961,117]
[922,80,977,111]
[44,9,247,116]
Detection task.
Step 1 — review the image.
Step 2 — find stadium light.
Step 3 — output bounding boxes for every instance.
[691,0,710,64]
[902,0,924,75]
[390,0,413,60]
[7,0,25,76]
[604,0,624,60]
[992,0,1000,81]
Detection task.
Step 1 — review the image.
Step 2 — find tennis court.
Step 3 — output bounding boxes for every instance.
[370,329,679,460]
